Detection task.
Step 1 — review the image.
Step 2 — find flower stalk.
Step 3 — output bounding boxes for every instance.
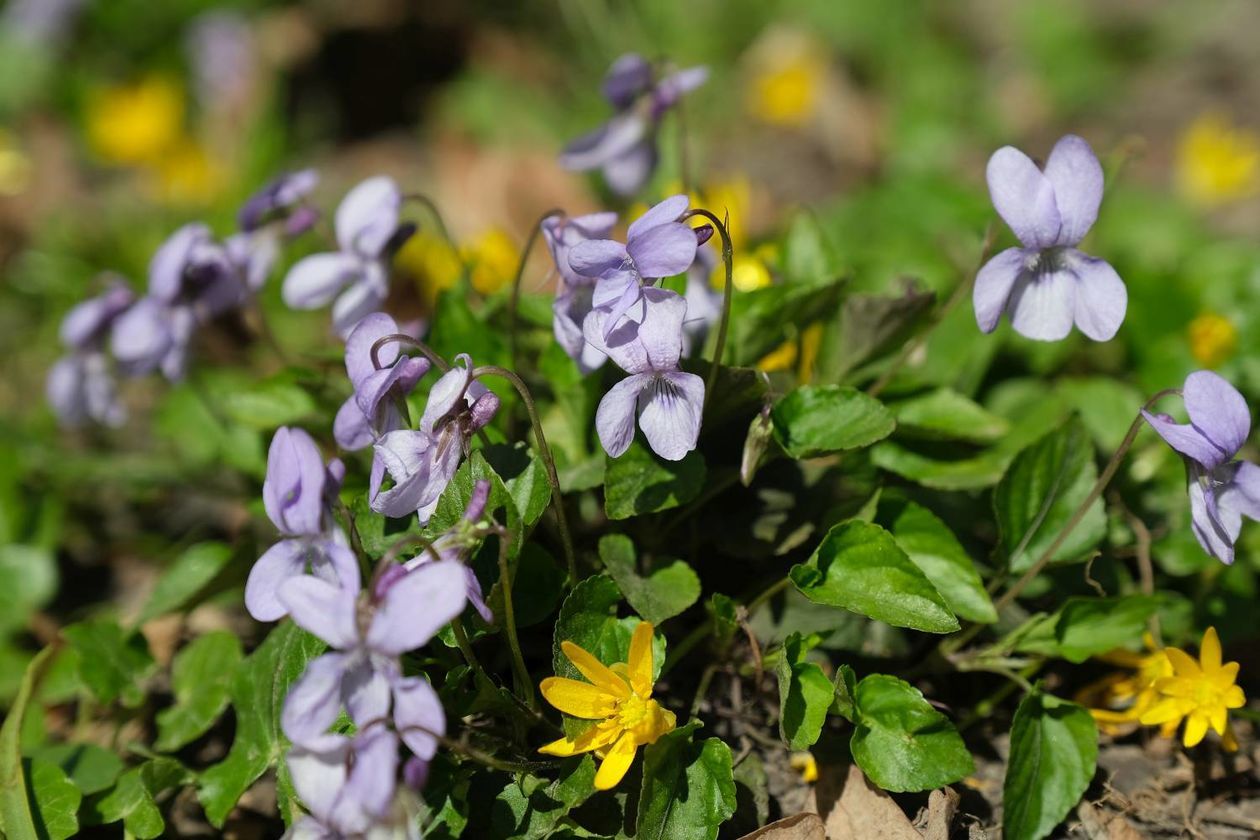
[683,208,734,414]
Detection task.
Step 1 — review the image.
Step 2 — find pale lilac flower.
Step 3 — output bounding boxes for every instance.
[371,355,499,523]
[186,11,255,114]
[403,479,494,623]
[560,54,708,196]
[542,211,618,373]
[974,135,1126,342]
[333,313,430,452]
[283,176,408,338]
[110,224,243,380]
[279,551,464,760]
[681,242,720,356]
[246,427,355,622]
[1,0,83,46]
[47,278,133,427]
[569,194,700,340]
[584,287,704,461]
[228,169,320,292]
[1144,371,1260,564]
[286,724,417,840]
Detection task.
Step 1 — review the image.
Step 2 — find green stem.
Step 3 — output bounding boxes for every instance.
[508,208,564,372]
[473,365,578,585]
[497,532,536,709]
[868,222,996,398]
[683,208,734,415]
[450,617,491,683]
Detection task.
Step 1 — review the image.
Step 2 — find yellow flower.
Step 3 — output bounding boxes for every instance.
[1175,113,1260,207]
[1188,313,1237,368]
[395,231,462,310]
[462,228,519,296]
[790,752,819,783]
[0,130,31,196]
[154,139,225,205]
[747,53,825,128]
[1139,627,1246,750]
[87,76,185,165]
[539,621,676,790]
[1081,634,1174,735]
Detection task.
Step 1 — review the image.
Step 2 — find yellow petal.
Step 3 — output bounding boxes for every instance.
[627,621,655,698]
[1224,685,1246,708]
[1183,712,1209,747]
[1223,723,1240,752]
[539,677,618,719]
[1164,647,1201,678]
[594,731,639,790]
[561,641,630,698]
[539,721,622,757]
[1208,704,1229,736]
[1140,698,1191,726]
[1200,626,1222,671]
[1212,661,1239,689]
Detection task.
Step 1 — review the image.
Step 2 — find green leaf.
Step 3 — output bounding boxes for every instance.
[551,576,663,737]
[636,722,736,840]
[724,278,845,367]
[849,674,973,792]
[429,451,523,557]
[1012,596,1163,663]
[604,442,706,520]
[26,759,81,840]
[155,632,243,752]
[888,388,1009,443]
[0,647,55,840]
[888,502,997,624]
[220,374,317,429]
[197,623,326,827]
[598,535,700,624]
[63,619,155,707]
[781,213,840,286]
[823,281,935,380]
[488,543,566,630]
[831,664,858,722]
[707,594,739,646]
[1003,692,1097,840]
[489,756,596,839]
[994,417,1105,573]
[136,542,233,624]
[0,545,57,635]
[85,758,191,839]
[483,442,552,528]
[790,521,959,633]
[775,633,833,750]
[771,385,895,460]
[27,743,122,796]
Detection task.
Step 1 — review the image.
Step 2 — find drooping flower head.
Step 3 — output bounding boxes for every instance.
[245,427,355,622]
[585,287,705,461]
[279,550,465,763]
[974,135,1127,342]
[283,176,411,337]
[560,54,708,196]
[333,313,430,452]
[1139,627,1245,751]
[542,211,618,373]
[47,277,134,427]
[227,168,319,292]
[1143,371,1260,564]
[371,355,499,523]
[402,479,495,624]
[569,194,701,340]
[539,621,676,790]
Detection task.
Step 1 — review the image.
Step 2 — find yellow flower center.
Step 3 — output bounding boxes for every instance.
[615,692,650,729]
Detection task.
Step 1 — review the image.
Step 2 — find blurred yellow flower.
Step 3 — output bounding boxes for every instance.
[154,140,225,205]
[395,231,462,309]
[757,322,823,382]
[1139,627,1245,750]
[1188,313,1237,368]
[87,76,185,165]
[0,130,32,196]
[747,52,825,128]
[1080,633,1174,736]
[1176,113,1260,207]
[462,228,519,296]
[539,621,676,790]
[790,752,819,783]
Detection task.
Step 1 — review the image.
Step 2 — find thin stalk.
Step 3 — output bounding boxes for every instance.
[497,532,536,709]
[508,208,564,372]
[684,208,734,415]
[403,192,463,270]
[370,333,450,373]
[473,365,578,584]
[401,723,554,773]
[450,617,491,683]
[943,388,1180,654]
[868,221,997,398]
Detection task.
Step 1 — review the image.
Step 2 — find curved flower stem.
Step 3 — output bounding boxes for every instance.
[472,365,578,585]
[450,617,490,682]
[403,192,464,272]
[400,723,557,773]
[508,208,564,372]
[370,333,450,373]
[868,221,997,398]
[683,208,734,415]
[943,387,1182,654]
[496,529,537,710]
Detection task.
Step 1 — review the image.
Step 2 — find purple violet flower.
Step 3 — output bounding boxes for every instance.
[403,479,495,624]
[569,194,700,340]
[110,223,243,380]
[283,176,409,338]
[47,277,134,427]
[974,135,1127,342]
[228,169,319,292]
[333,313,431,452]
[286,723,415,839]
[278,550,465,761]
[246,427,356,622]
[370,355,499,523]
[1143,371,1260,564]
[560,54,708,196]
[542,211,618,373]
[584,286,704,461]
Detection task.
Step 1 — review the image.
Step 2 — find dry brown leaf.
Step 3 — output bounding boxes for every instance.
[918,787,959,840]
[823,765,920,840]
[735,813,826,840]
